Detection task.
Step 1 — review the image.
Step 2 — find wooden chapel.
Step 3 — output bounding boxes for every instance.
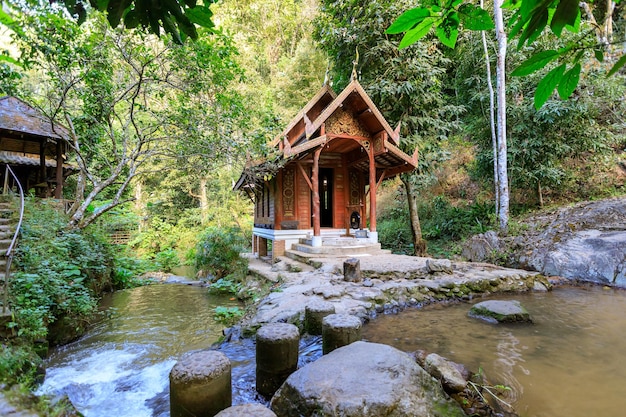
[235,79,418,259]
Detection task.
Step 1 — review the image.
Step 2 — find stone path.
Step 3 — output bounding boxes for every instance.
[239,253,551,332]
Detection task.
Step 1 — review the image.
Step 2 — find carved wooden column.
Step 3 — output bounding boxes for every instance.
[312,147,322,246]
[368,145,378,242]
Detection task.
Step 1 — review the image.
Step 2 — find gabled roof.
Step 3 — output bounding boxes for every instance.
[0,96,70,141]
[269,84,336,148]
[307,79,400,145]
[235,79,417,191]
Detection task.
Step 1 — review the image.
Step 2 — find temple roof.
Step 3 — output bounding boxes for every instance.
[0,96,70,141]
[235,79,417,191]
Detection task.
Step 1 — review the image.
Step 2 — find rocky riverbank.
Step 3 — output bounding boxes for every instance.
[234,253,554,335]
[462,196,626,287]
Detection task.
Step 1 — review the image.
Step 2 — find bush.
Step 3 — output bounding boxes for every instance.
[9,199,115,342]
[377,206,414,254]
[0,344,43,386]
[195,226,248,287]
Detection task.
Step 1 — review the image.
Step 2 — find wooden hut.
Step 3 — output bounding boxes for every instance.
[0,96,73,198]
[235,79,418,258]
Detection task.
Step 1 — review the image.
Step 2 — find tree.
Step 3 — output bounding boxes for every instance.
[13,7,247,229]
[315,0,463,255]
[0,0,216,44]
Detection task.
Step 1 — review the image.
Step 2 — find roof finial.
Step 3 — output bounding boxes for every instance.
[323,61,331,86]
[351,46,359,81]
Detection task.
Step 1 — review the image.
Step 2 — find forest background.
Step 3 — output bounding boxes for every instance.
[0,0,625,410]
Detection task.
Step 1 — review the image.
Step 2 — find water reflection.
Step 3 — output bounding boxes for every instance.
[362,285,626,417]
[38,284,240,417]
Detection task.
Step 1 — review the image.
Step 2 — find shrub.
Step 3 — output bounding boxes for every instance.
[9,199,115,342]
[195,226,248,289]
[0,344,43,386]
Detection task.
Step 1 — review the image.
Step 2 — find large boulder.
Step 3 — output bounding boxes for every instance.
[270,341,465,417]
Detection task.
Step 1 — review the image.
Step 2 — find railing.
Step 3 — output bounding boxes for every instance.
[2,165,25,314]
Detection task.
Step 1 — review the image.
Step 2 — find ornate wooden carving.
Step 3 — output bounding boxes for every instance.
[282,166,295,217]
[326,109,370,138]
[349,170,360,206]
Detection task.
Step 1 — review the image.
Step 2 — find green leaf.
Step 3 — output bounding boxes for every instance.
[458,4,495,30]
[107,0,133,28]
[185,5,214,28]
[518,7,548,47]
[0,54,20,66]
[594,49,604,62]
[557,63,580,99]
[399,17,435,48]
[162,14,182,44]
[387,7,431,34]
[608,54,626,77]
[124,9,140,28]
[534,63,566,109]
[550,0,579,36]
[511,50,560,76]
[436,12,460,48]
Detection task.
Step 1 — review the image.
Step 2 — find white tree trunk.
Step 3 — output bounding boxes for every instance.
[494,0,509,232]
[481,0,499,216]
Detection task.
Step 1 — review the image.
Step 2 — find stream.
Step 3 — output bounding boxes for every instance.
[37,282,626,417]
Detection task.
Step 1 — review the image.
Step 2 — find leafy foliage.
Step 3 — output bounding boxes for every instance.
[9,199,116,341]
[195,226,249,283]
[0,344,43,386]
[213,306,244,325]
[388,0,625,108]
[49,0,216,44]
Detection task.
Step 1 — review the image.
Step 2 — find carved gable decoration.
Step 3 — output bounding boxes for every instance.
[325,108,370,138]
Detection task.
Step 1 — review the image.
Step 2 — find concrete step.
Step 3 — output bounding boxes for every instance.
[293,241,383,255]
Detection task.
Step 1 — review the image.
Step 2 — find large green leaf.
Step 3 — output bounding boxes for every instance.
[534,63,565,109]
[399,17,435,49]
[185,5,214,28]
[518,7,548,47]
[458,4,494,30]
[557,63,580,99]
[511,50,560,76]
[387,7,431,34]
[550,0,579,36]
[436,12,460,49]
[607,54,626,77]
[106,0,133,27]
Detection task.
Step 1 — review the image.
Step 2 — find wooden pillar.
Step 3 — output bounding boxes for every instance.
[275,171,283,230]
[312,148,322,237]
[55,141,63,199]
[368,147,377,232]
[39,141,46,183]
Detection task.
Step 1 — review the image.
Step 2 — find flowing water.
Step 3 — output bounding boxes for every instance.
[38,282,626,417]
[37,283,242,417]
[362,284,626,417]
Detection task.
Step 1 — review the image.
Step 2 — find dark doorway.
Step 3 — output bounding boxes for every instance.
[319,168,333,227]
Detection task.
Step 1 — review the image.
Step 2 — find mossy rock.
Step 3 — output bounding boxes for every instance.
[468,300,532,324]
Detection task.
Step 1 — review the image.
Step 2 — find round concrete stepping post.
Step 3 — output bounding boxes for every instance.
[256,322,300,398]
[215,403,277,417]
[170,350,232,417]
[305,300,335,335]
[322,314,362,354]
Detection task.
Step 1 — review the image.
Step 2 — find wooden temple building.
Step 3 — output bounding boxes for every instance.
[235,79,418,259]
[0,96,73,198]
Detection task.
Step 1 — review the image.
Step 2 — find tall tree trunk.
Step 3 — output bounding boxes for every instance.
[494,0,509,233]
[199,176,209,225]
[401,175,427,256]
[481,0,499,216]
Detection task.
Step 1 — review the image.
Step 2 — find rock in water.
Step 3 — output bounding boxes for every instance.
[270,341,465,417]
[469,300,532,323]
